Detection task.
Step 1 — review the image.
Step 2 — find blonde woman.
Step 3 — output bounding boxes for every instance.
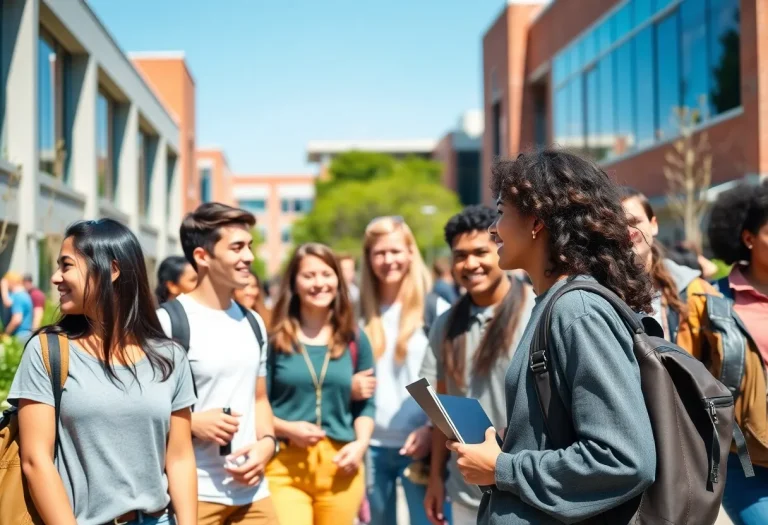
[359,216,449,525]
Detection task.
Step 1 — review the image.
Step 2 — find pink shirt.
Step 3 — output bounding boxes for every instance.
[729,267,768,366]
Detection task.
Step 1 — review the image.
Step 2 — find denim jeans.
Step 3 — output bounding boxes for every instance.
[123,511,175,525]
[366,446,452,525]
[722,453,768,525]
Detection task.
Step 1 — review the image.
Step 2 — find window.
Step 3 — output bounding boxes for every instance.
[491,101,502,156]
[709,0,740,114]
[240,199,267,213]
[38,30,71,181]
[680,0,709,114]
[456,151,481,205]
[96,91,116,201]
[634,26,655,149]
[656,12,681,139]
[550,0,742,160]
[166,153,177,220]
[295,199,313,213]
[614,40,635,155]
[280,198,290,213]
[138,130,154,219]
[199,167,212,203]
[585,67,601,160]
[598,52,616,160]
[281,226,291,244]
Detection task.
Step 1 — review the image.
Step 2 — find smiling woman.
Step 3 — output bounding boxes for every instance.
[266,243,375,525]
[6,219,197,525]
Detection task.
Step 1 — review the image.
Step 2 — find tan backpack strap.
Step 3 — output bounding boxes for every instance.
[57,334,69,389]
[40,332,53,378]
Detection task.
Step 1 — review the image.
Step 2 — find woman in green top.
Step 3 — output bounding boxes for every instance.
[266,242,375,525]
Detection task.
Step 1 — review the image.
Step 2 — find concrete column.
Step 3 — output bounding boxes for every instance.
[69,54,98,217]
[3,0,40,275]
[115,103,139,233]
[151,136,168,262]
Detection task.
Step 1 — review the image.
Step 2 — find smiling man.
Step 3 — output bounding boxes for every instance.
[157,203,279,525]
[420,205,535,525]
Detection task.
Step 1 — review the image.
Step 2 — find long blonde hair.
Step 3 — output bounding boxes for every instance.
[360,217,432,362]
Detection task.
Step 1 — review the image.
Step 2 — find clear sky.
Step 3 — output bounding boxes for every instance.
[87,0,507,175]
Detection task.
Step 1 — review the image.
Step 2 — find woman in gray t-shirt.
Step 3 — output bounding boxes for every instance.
[8,219,197,525]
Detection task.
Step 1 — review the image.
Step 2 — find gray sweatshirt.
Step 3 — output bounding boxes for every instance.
[478,277,656,524]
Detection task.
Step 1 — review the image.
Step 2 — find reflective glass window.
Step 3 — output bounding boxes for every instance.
[585,67,602,160]
[615,40,635,154]
[709,0,741,114]
[614,3,633,40]
[680,0,709,115]
[656,12,681,140]
[569,78,585,152]
[635,26,655,148]
[599,52,616,160]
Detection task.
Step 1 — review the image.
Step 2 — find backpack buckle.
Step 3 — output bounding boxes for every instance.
[530,350,548,374]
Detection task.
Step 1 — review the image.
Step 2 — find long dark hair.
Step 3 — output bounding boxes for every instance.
[620,187,688,319]
[41,219,174,384]
[270,243,357,358]
[155,255,190,305]
[491,150,654,313]
[443,277,526,389]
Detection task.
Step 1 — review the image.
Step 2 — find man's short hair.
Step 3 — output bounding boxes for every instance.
[22,274,34,283]
[180,202,256,270]
[443,205,498,248]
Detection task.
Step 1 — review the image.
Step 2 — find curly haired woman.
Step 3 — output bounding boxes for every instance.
[448,150,656,525]
[708,181,768,525]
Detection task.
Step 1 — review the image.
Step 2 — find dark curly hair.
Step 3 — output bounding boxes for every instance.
[708,181,768,265]
[491,150,654,313]
[444,205,497,247]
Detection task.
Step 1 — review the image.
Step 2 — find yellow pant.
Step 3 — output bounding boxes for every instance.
[265,437,365,525]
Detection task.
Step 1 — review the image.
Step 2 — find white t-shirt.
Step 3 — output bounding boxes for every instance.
[157,294,270,506]
[370,298,450,448]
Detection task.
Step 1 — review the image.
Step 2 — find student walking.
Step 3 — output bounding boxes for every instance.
[450,151,656,524]
[421,205,534,525]
[266,243,375,525]
[359,216,449,525]
[155,255,198,305]
[234,270,272,329]
[157,203,279,525]
[708,181,768,525]
[22,273,46,331]
[2,272,34,343]
[8,219,197,525]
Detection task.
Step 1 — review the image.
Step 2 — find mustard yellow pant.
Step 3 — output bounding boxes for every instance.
[265,437,365,525]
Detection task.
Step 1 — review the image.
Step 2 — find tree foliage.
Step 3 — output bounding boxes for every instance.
[250,228,268,280]
[294,152,461,258]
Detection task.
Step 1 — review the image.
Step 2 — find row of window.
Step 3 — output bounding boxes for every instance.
[553,0,740,162]
[237,198,314,214]
[37,29,175,220]
[249,224,292,244]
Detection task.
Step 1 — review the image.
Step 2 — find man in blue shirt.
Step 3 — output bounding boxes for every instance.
[2,272,34,342]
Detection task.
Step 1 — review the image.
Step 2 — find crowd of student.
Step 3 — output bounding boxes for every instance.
[2,148,767,525]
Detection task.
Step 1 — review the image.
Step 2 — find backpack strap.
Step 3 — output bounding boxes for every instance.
[159,299,190,352]
[529,280,644,449]
[705,294,747,399]
[40,333,69,461]
[716,276,734,300]
[666,287,688,343]
[235,302,265,350]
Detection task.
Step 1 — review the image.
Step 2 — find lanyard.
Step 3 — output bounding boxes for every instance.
[299,344,331,426]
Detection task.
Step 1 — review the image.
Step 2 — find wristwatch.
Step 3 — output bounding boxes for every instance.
[262,434,280,459]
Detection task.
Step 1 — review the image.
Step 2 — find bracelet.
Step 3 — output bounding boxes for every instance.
[261,434,280,458]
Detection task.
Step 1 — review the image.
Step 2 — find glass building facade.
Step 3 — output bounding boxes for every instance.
[552,0,741,162]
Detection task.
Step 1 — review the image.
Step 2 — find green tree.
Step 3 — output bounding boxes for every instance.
[293,152,461,260]
[250,228,268,280]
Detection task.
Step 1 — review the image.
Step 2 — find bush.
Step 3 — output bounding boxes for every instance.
[0,336,24,408]
[710,259,732,281]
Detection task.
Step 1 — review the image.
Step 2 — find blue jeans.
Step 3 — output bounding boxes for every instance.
[124,511,175,525]
[722,454,768,525]
[367,446,451,525]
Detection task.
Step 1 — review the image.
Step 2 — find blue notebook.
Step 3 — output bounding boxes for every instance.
[406,378,503,447]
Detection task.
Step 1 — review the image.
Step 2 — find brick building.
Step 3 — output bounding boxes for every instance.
[484,0,760,243]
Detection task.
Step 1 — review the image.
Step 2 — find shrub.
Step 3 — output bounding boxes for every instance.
[0,336,24,408]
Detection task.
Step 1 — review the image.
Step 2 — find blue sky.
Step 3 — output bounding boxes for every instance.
[87,0,506,175]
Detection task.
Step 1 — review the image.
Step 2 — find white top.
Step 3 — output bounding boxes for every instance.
[157,294,270,506]
[370,298,450,448]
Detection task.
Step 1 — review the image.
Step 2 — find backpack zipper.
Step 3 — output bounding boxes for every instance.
[702,396,733,484]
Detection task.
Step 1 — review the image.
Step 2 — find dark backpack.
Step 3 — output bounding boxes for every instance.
[423,291,441,336]
[159,300,265,396]
[529,281,754,525]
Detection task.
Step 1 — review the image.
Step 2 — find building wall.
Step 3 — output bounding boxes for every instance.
[483,0,764,209]
[131,54,199,214]
[234,175,316,277]
[0,0,182,287]
[196,148,236,207]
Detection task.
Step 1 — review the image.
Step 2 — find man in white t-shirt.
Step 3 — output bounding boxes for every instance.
[157,203,279,525]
